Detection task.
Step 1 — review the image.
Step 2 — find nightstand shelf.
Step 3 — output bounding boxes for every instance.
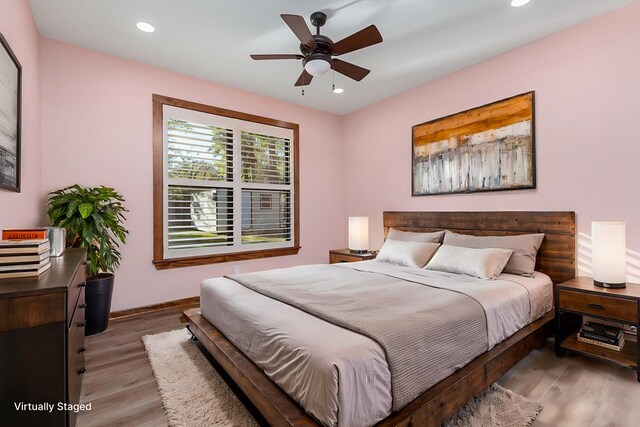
[329,249,377,264]
[560,333,637,369]
[555,276,640,382]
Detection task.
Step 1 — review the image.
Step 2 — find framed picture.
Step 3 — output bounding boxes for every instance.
[0,33,21,192]
[412,92,535,196]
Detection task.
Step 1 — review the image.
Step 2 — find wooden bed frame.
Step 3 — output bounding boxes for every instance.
[184,211,576,426]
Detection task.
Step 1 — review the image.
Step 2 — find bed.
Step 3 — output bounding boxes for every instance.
[184,211,576,427]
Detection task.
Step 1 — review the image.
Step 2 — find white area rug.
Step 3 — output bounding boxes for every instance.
[143,328,542,427]
[142,328,257,427]
[444,383,542,427]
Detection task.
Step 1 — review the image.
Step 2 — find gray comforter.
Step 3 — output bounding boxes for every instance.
[226,264,488,410]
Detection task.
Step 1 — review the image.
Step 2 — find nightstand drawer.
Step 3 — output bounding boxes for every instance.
[558,290,638,322]
[330,253,363,264]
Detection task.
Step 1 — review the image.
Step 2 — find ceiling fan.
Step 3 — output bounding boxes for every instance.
[250,12,383,87]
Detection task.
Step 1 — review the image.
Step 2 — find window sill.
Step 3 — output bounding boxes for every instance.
[152,246,301,270]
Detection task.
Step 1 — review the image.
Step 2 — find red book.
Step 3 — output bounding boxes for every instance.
[2,229,48,240]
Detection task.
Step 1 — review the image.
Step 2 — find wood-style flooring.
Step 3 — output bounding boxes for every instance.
[77,306,193,427]
[78,306,640,427]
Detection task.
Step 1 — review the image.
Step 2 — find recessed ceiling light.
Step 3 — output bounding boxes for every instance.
[333,87,344,94]
[511,0,531,7]
[136,22,155,33]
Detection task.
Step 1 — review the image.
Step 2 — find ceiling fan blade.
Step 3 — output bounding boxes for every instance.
[331,25,383,55]
[281,14,317,50]
[331,59,370,81]
[294,69,313,86]
[250,54,304,60]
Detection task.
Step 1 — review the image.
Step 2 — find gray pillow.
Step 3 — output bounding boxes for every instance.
[387,228,445,243]
[377,240,441,268]
[443,231,545,277]
[425,245,513,280]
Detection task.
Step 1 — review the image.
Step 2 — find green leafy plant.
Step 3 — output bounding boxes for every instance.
[48,185,129,278]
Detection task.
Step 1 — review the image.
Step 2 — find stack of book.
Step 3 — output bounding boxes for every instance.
[577,321,625,351]
[0,239,52,279]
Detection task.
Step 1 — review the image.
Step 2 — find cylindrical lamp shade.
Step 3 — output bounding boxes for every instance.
[348,217,369,254]
[592,221,627,288]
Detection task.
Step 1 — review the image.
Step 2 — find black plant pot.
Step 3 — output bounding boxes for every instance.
[85,273,115,336]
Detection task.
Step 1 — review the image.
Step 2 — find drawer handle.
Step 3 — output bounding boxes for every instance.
[339,259,348,263]
[79,303,87,309]
[588,303,605,310]
[78,347,86,354]
[78,321,86,328]
[78,282,86,288]
[78,367,86,375]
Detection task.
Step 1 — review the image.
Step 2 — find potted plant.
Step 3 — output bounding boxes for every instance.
[47,185,128,335]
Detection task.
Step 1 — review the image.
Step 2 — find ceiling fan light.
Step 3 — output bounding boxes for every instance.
[304,58,331,76]
[136,21,155,33]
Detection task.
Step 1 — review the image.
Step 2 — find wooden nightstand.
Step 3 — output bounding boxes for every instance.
[555,276,640,382]
[329,249,377,264]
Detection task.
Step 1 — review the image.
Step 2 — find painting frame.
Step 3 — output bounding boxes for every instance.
[411,91,536,197]
[0,32,22,193]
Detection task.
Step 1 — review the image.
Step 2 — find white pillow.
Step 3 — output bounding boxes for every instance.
[443,231,544,277]
[387,228,445,243]
[424,244,513,279]
[376,239,441,268]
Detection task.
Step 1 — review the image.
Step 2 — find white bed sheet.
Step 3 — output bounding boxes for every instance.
[200,261,552,427]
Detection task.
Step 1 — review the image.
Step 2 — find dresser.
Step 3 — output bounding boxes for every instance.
[0,248,88,426]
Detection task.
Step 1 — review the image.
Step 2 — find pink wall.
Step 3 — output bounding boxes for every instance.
[35,1,640,310]
[0,0,41,226]
[341,2,640,281]
[39,39,346,311]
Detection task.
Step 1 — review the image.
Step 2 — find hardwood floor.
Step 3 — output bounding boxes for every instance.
[499,339,640,427]
[77,306,194,427]
[78,306,639,427]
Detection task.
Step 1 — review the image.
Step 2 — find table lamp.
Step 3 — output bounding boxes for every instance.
[348,217,369,254]
[591,221,627,288]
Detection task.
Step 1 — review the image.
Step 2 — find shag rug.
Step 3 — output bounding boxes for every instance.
[443,383,542,427]
[142,328,257,426]
[143,329,542,427]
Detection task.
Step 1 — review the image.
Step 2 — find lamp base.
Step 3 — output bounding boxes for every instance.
[349,249,368,254]
[594,280,626,289]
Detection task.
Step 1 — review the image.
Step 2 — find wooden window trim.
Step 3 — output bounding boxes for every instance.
[152,94,300,269]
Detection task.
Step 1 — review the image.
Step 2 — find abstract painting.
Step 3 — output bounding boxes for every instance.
[412,92,535,196]
[0,33,21,192]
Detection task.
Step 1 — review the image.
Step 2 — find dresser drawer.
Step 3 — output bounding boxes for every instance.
[67,287,86,427]
[330,253,358,264]
[67,260,86,322]
[558,290,638,323]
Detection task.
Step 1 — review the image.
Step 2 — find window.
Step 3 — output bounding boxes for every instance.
[153,95,299,268]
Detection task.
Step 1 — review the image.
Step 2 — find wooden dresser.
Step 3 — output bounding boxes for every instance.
[0,248,87,426]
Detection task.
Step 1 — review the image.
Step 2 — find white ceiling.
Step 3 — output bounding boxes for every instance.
[28,0,637,115]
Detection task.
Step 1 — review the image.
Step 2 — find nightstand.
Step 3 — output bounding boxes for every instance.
[329,249,377,264]
[555,276,640,382]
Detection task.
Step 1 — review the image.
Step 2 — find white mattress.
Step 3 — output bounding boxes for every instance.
[200,261,552,427]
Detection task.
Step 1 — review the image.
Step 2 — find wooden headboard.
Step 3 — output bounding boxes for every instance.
[383,211,576,284]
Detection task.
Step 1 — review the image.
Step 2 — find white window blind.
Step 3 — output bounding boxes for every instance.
[162,105,295,259]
